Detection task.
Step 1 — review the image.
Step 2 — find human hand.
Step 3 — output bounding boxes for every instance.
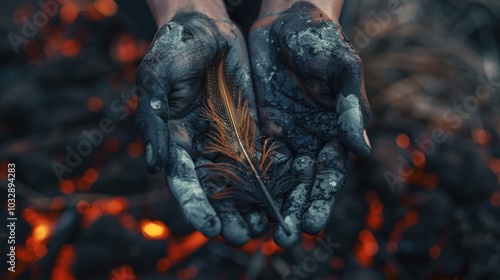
[249,1,371,247]
[136,8,260,245]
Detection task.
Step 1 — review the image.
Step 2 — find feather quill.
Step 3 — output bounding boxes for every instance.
[202,46,291,235]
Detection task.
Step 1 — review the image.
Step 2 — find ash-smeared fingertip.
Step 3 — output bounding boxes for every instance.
[198,215,221,238]
[274,215,301,248]
[346,133,371,157]
[302,200,333,235]
[182,202,221,238]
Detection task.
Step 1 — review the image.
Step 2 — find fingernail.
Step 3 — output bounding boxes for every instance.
[146,143,154,164]
[363,129,371,150]
[146,143,160,172]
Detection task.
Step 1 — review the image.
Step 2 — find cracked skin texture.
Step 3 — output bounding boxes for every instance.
[249,2,371,247]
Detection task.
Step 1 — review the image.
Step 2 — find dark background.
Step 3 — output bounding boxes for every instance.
[0,0,499,279]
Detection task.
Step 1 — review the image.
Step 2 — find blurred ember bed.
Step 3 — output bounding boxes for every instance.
[0,0,500,279]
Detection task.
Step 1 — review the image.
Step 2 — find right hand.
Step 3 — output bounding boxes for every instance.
[135,12,259,245]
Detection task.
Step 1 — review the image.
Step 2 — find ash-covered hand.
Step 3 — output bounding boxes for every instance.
[249,2,372,247]
[136,12,257,245]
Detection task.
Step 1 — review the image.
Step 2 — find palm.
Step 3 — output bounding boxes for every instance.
[249,3,371,247]
[136,13,257,245]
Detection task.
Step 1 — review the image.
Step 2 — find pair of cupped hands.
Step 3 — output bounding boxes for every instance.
[135,2,371,248]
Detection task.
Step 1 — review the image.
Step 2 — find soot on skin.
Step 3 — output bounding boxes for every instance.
[250,2,368,155]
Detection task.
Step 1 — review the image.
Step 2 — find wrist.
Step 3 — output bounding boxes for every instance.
[147,0,229,27]
[258,0,344,21]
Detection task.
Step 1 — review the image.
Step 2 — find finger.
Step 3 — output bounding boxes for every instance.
[221,25,256,112]
[195,159,251,246]
[215,201,251,246]
[274,156,314,248]
[336,93,371,157]
[164,144,221,238]
[244,210,268,238]
[135,60,171,173]
[302,140,348,235]
[274,183,308,248]
[333,51,371,157]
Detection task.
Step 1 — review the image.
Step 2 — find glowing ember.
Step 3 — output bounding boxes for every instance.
[83,168,99,184]
[140,220,169,239]
[87,96,104,112]
[490,191,500,207]
[396,134,410,148]
[157,258,171,272]
[33,224,50,241]
[60,180,76,194]
[60,3,79,23]
[127,142,143,158]
[168,232,208,262]
[106,198,126,215]
[473,129,491,145]
[429,245,441,259]
[94,0,117,17]
[262,239,283,255]
[61,39,81,58]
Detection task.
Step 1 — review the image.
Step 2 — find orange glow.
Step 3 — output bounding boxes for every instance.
[126,93,138,112]
[94,0,117,17]
[489,158,500,173]
[262,239,283,255]
[404,211,419,226]
[396,134,410,148]
[109,265,135,280]
[490,191,500,207]
[473,129,491,145]
[157,258,171,272]
[51,244,76,279]
[370,200,383,214]
[429,245,441,259]
[240,238,264,253]
[106,198,126,215]
[364,240,379,256]
[87,96,104,112]
[118,213,136,230]
[77,177,91,191]
[34,224,50,241]
[168,232,209,262]
[82,204,102,227]
[115,34,138,63]
[34,245,48,257]
[61,244,74,258]
[127,142,143,158]
[61,39,81,58]
[140,220,169,239]
[359,229,374,244]
[411,150,426,167]
[60,180,76,194]
[301,237,316,251]
[88,5,104,21]
[49,197,66,211]
[355,243,373,267]
[366,199,384,230]
[84,168,99,184]
[60,3,79,23]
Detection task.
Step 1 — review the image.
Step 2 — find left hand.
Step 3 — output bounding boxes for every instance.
[249,2,371,247]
